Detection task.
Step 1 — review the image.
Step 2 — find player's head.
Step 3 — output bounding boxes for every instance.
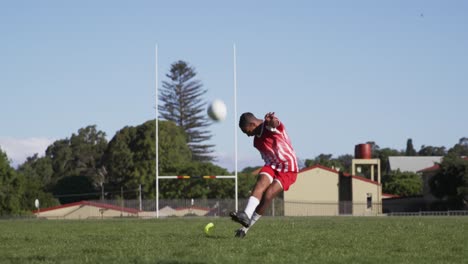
[239,112,262,137]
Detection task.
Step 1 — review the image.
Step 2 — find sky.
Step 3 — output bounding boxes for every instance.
[0,0,467,171]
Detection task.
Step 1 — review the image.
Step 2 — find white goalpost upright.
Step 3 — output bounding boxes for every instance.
[233,44,238,213]
[155,44,239,218]
[155,44,160,218]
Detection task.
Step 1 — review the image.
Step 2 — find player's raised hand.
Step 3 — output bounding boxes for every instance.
[264,112,279,128]
[264,112,275,121]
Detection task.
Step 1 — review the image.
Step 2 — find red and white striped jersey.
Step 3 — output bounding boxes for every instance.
[253,121,298,173]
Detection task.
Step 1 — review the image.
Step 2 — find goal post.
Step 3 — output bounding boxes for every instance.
[154,44,239,218]
[159,175,237,179]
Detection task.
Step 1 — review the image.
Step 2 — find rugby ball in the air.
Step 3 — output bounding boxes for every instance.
[207,99,227,121]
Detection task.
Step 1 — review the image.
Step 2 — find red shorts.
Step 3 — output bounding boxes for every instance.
[259,166,298,191]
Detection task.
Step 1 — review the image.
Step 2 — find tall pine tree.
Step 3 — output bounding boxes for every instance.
[405,138,417,156]
[159,60,214,161]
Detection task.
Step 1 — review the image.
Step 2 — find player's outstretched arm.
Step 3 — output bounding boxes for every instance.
[264,112,280,128]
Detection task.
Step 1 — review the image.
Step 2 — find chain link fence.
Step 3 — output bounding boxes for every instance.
[387,211,468,216]
[7,199,467,219]
[86,198,283,218]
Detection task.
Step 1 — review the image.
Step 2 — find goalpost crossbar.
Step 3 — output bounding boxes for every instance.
[159,175,237,179]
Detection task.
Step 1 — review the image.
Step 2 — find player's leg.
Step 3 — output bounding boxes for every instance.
[251,171,293,227]
[230,173,272,227]
[247,172,274,215]
[234,171,297,238]
[255,180,283,215]
[234,181,282,238]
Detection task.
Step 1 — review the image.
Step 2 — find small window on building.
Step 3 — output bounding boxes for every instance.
[366,193,372,209]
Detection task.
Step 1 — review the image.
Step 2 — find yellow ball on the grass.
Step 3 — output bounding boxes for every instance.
[204,222,214,235]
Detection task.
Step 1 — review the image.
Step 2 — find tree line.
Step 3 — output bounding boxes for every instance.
[2,128,466,215]
[0,60,258,215]
[1,60,467,214]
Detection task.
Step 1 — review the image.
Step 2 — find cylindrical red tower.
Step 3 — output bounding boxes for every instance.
[354,143,372,159]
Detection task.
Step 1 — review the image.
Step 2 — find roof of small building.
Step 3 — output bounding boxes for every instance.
[417,156,468,173]
[33,200,140,214]
[382,193,400,198]
[388,156,443,173]
[299,165,381,186]
[418,164,440,173]
[299,164,339,174]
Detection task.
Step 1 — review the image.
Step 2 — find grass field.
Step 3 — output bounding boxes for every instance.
[0,216,467,263]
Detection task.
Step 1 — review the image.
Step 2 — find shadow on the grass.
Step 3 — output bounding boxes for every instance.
[204,235,229,240]
[157,261,206,264]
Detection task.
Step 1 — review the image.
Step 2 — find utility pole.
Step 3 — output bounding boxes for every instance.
[139,184,142,211]
[101,182,104,201]
[120,187,123,217]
